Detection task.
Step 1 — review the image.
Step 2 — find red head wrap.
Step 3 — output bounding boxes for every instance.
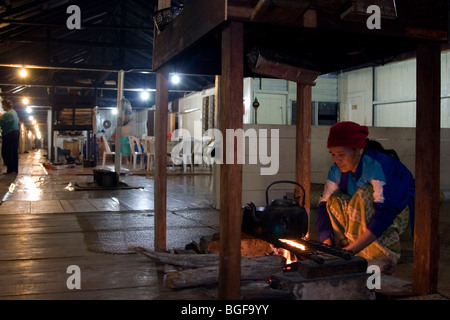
[327,121,368,149]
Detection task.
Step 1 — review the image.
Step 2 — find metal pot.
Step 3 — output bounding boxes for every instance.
[261,180,308,240]
[242,202,265,234]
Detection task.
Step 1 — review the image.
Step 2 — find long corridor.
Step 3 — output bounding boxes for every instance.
[0,150,220,299]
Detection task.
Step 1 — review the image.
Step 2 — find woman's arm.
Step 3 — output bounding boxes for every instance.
[343,229,377,254]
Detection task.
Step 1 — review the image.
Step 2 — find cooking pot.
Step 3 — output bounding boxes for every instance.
[242,180,308,240]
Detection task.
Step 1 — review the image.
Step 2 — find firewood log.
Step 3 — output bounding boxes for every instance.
[166,255,286,289]
[129,246,286,289]
[129,246,220,267]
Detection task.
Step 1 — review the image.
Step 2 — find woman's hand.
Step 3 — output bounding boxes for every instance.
[343,230,377,254]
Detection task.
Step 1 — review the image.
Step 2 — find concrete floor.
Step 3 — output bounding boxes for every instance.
[0,150,220,299]
[0,149,449,300]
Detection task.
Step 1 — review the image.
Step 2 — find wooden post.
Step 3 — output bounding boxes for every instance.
[153,0,171,253]
[218,21,244,300]
[154,69,169,252]
[295,84,312,218]
[413,42,441,295]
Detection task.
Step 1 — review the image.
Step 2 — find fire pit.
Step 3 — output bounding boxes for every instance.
[241,181,376,300]
[265,236,375,300]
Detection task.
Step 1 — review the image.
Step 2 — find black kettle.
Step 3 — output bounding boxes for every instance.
[261,180,309,240]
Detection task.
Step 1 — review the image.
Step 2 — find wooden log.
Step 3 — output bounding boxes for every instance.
[200,232,273,256]
[166,255,286,289]
[130,246,220,268]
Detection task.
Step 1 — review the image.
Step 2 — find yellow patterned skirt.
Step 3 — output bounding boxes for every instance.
[326,185,409,263]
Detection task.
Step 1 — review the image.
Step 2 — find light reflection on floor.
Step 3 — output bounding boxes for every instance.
[0,149,214,214]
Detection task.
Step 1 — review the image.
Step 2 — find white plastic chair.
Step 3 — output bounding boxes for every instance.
[193,137,212,168]
[170,137,193,172]
[101,136,116,169]
[128,136,145,171]
[141,136,155,171]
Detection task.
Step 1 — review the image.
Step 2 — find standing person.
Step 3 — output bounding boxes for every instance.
[0,98,20,174]
[316,121,415,265]
[120,99,133,165]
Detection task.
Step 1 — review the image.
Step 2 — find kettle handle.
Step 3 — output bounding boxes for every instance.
[265,180,306,207]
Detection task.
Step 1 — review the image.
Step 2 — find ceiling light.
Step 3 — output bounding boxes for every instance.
[23,98,29,105]
[140,90,150,100]
[26,106,32,113]
[19,68,27,78]
[171,74,180,84]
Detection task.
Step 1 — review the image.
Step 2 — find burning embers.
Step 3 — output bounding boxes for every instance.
[268,236,354,267]
[273,239,306,265]
[279,239,306,251]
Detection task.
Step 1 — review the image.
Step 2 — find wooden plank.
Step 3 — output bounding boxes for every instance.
[413,42,441,295]
[153,0,226,71]
[154,69,169,252]
[295,85,312,220]
[218,21,244,300]
[251,0,310,25]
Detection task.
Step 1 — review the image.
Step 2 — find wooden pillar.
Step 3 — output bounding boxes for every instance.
[295,84,312,217]
[413,42,441,295]
[154,69,169,252]
[218,21,244,300]
[153,0,171,253]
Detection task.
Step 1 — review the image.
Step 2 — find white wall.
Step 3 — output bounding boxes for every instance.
[338,67,374,125]
[339,50,450,128]
[178,87,216,138]
[246,76,338,125]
